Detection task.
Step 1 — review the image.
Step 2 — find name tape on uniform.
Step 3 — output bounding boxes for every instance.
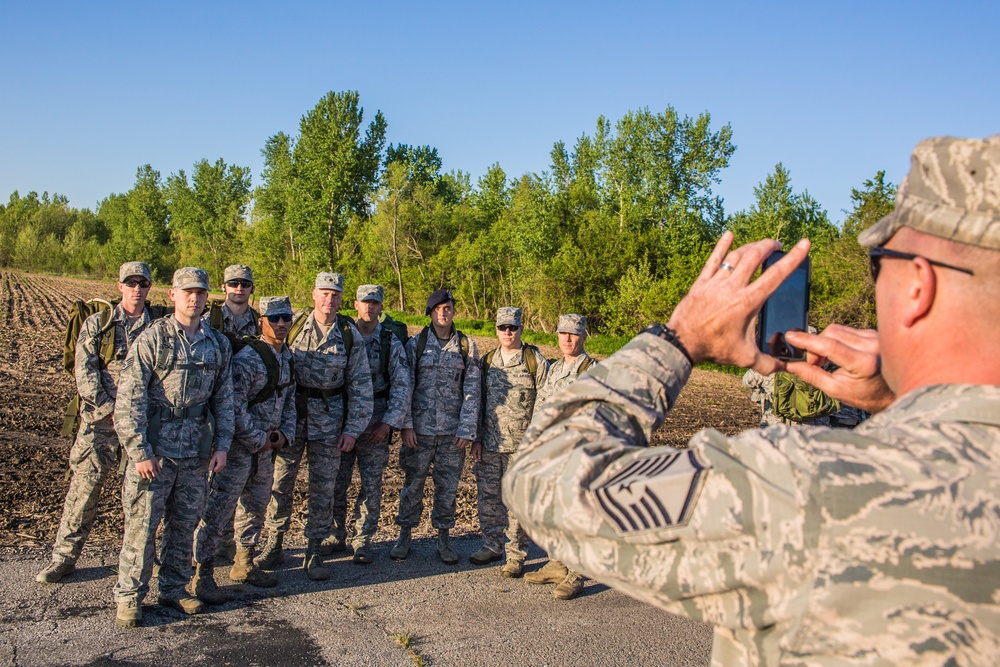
[594,450,710,535]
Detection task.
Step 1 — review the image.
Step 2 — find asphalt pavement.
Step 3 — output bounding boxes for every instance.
[0,536,712,666]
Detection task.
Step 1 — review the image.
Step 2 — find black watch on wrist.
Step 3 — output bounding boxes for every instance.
[641,323,694,367]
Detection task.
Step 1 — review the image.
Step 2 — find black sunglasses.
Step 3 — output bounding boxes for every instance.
[123,278,151,289]
[496,324,519,332]
[868,247,974,282]
[266,313,293,323]
[226,279,254,288]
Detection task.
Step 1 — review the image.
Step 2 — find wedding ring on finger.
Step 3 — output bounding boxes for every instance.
[719,262,735,273]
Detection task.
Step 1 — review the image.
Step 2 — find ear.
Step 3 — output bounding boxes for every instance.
[902,257,937,328]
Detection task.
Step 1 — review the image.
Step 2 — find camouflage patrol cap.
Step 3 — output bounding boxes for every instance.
[223,264,253,283]
[119,261,151,282]
[259,296,293,317]
[356,284,384,303]
[859,134,1000,250]
[496,307,522,327]
[172,267,210,290]
[425,288,455,315]
[557,314,587,335]
[314,272,344,291]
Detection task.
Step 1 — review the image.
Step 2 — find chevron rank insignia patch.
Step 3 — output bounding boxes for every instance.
[593,450,710,535]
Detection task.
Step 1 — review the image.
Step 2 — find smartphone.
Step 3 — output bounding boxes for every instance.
[756,251,810,361]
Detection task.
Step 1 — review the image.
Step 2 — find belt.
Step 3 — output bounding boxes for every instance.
[374,388,390,400]
[295,385,345,399]
[158,405,209,422]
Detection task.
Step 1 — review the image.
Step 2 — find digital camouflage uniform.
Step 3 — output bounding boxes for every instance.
[193,337,296,562]
[397,326,480,530]
[507,333,1000,665]
[202,302,259,339]
[113,312,235,605]
[475,335,548,561]
[265,310,373,540]
[49,303,151,566]
[331,320,411,548]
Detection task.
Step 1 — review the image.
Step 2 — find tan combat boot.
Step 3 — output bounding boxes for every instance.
[115,598,142,628]
[524,559,569,584]
[189,559,227,605]
[390,527,411,560]
[231,547,277,588]
[36,559,76,584]
[500,558,524,578]
[469,547,502,565]
[254,531,284,570]
[158,594,204,615]
[319,534,346,556]
[552,571,585,600]
[304,539,330,581]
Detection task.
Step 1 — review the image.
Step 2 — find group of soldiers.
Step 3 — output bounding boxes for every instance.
[36,262,598,628]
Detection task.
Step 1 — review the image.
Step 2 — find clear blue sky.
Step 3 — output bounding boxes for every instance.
[1,1,997,224]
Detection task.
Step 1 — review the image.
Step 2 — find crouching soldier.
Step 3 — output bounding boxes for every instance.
[112,267,234,628]
[37,262,154,584]
[190,297,297,602]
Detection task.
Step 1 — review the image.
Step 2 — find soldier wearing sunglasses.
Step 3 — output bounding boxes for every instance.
[506,135,1000,665]
[204,264,261,339]
[37,262,155,585]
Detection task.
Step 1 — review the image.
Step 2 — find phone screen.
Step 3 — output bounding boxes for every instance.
[756,251,810,361]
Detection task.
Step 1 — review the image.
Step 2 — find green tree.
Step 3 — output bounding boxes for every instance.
[99,165,172,280]
[166,158,252,282]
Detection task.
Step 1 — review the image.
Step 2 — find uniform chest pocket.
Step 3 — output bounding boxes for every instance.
[437,351,466,383]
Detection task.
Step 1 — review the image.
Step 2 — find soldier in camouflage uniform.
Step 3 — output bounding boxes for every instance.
[190,297,297,602]
[325,285,411,564]
[506,135,1000,666]
[204,264,261,338]
[258,272,373,581]
[36,262,154,585]
[469,307,547,576]
[522,313,595,600]
[203,264,260,562]
[113,267,234,628]
[394,289,481,564]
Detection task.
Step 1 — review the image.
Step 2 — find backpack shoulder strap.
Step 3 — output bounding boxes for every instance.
[337,313,354,355]
[522,344,538,380]
[97,306,118,367]
[209,300,224,331]
[379,326,393,385]
[413,326,430,385]
[250,306,262,336]
[287,308,312,345]
[577,355,596,375]
[458,331,469,365]
[245,338,281,407]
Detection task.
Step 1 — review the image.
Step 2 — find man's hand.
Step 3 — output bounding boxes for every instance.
[666,232,811,375]
[454,437,472,450]
[470,441,482,462]
[270,429,288,451]
[785,325,896,414]
[366,422,391,444]
[402,428,418,449]
[338,433,356,453]
[209,450,227,474]
[135,457,161,480]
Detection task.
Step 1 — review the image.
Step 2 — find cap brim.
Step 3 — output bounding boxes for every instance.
[174,282,209,290]
[857,209,906,248]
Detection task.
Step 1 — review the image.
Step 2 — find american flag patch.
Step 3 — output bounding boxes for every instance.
[594,450,709,534]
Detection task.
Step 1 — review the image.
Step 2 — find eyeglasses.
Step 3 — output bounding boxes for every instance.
[868,247,974,282]
[496,325,519,332]
[266,314,293,323]
[226,280,253,289]
[123,278,151,289]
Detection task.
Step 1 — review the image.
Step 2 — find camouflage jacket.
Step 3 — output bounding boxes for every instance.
[75,304,151,423]
[202,302,259,338]
[402,327,481,441]
[359,323,412,432]
[232,342,296,454]
[115,317,235,463]
[480,345,549,453]
[289,310,373,440]
[536,352,596,406]
[505,332,1000,666]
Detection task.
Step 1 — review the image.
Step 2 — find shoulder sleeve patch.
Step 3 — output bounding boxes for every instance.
[593,449,710,535]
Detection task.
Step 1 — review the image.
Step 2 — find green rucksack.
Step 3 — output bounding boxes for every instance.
[229,336,296,407]
[772,372,840,422]
[60,299,173,438]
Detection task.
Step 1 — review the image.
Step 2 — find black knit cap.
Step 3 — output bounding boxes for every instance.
[425,288,455,315]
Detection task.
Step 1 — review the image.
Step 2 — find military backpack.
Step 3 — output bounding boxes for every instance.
[772,371,840,422]
[229,337,296,407]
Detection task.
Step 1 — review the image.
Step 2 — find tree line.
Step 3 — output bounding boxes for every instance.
[0,90,895,335]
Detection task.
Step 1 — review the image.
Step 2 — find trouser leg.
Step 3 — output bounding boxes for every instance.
[156,457,208,599]
[330,446,357,542]
[430,435,466,530]
[351,433,390,546]
[303,437,342,540]
[395,437,435,528]
[473,449,505,553]
[235,450,275,548]
[114,457,174,604]
[193,446,252,563]
[499,453,528,562]
[264,424,306,535]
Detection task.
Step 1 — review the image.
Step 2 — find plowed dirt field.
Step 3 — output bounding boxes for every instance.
[0,270,759,553]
